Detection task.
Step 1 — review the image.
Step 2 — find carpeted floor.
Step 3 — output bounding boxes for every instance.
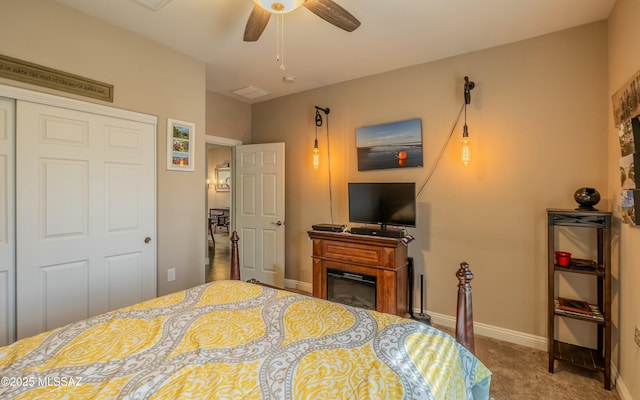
[435,325,621,400]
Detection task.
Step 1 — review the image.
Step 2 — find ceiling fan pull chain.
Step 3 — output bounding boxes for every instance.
[279,12,286,71]
[275,12,280,63]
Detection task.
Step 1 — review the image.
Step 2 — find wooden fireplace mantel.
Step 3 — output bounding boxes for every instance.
[308,230,409,317]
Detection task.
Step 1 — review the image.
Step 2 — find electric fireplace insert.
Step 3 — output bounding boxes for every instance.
[327,268,376,310]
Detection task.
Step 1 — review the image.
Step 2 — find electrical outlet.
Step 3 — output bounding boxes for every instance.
[167,268,176,282]
[635,325,640,348]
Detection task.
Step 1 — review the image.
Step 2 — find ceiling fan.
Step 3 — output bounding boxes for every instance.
[244,0,361,42]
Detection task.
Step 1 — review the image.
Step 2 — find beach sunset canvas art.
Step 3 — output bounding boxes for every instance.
[356,118,423,171]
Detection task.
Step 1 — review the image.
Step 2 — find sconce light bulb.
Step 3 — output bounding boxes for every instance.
[461,125,470,166]
[313,139,319,170]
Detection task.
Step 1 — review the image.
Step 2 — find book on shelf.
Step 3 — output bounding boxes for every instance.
[557,297,592,315]
[554,299,604,322]
[569,258,597,271]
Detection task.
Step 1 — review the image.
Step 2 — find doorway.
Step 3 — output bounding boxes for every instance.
[204,135,240,282]
[234,143,286,288]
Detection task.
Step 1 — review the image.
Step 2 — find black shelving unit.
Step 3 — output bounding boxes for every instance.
[547,208,611,390]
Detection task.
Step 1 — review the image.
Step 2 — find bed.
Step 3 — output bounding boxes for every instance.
[0,232,491,399]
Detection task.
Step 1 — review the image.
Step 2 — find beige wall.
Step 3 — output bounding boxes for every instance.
[3,0,634,393]
[206,91,251,142]
[252,22,609,340]
[0,0,207,296]
[608,0,640,397]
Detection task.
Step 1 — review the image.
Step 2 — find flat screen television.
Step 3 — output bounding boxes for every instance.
[348,182,416,228]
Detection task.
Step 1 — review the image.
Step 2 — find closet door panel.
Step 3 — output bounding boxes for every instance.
[0,97,15,346]
[16,100,156,340]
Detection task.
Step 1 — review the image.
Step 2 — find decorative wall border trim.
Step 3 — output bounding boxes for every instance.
[0,54,113,102]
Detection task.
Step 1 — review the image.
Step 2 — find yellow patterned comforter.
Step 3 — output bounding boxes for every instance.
[0,280,491,399]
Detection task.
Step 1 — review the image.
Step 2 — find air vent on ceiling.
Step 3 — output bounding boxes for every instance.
[130,0,173,11]
[233,85,270,99]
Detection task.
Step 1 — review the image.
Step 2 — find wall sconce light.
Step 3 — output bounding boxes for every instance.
[313,138,319,170]
[461,126,470,167]
[416,75,478,198]
[462,76,475,166]
[206,177,211,189]
[312,104,336,223]
[313,106,330,170]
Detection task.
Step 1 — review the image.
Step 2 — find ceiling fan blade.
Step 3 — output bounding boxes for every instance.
[304,0,361,32]
[244,5,271,42]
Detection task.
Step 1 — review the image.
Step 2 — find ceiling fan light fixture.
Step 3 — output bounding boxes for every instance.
[252,0,305,13]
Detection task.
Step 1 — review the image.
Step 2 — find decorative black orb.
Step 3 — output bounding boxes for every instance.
[574,187,601,211]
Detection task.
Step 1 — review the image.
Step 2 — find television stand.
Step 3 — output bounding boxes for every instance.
[350,226,405,238]
[308,230,409,317]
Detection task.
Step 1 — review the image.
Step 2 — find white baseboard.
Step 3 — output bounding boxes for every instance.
[427,310,548,351]
[611,363,632,400]
[284,279,312,294]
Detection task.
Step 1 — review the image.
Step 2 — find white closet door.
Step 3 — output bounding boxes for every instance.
[0,97,15,346]
[16,100,156,340]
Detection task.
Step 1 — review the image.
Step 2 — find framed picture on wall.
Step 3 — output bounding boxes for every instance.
[167,118,195,171]
[355,118,423,171]
[216,167,231,191]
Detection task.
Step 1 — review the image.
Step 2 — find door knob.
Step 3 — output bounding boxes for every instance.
[144,237,151,243]
[271,221,283,226]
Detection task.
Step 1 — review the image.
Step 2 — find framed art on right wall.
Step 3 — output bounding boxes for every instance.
[612,69,640,226]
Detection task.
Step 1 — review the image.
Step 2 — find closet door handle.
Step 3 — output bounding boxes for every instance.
[144,237,151,244]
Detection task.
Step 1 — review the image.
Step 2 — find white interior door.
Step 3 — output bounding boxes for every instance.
[0,97,15,346]
[234,143,285,287]
[16,100,156,339]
